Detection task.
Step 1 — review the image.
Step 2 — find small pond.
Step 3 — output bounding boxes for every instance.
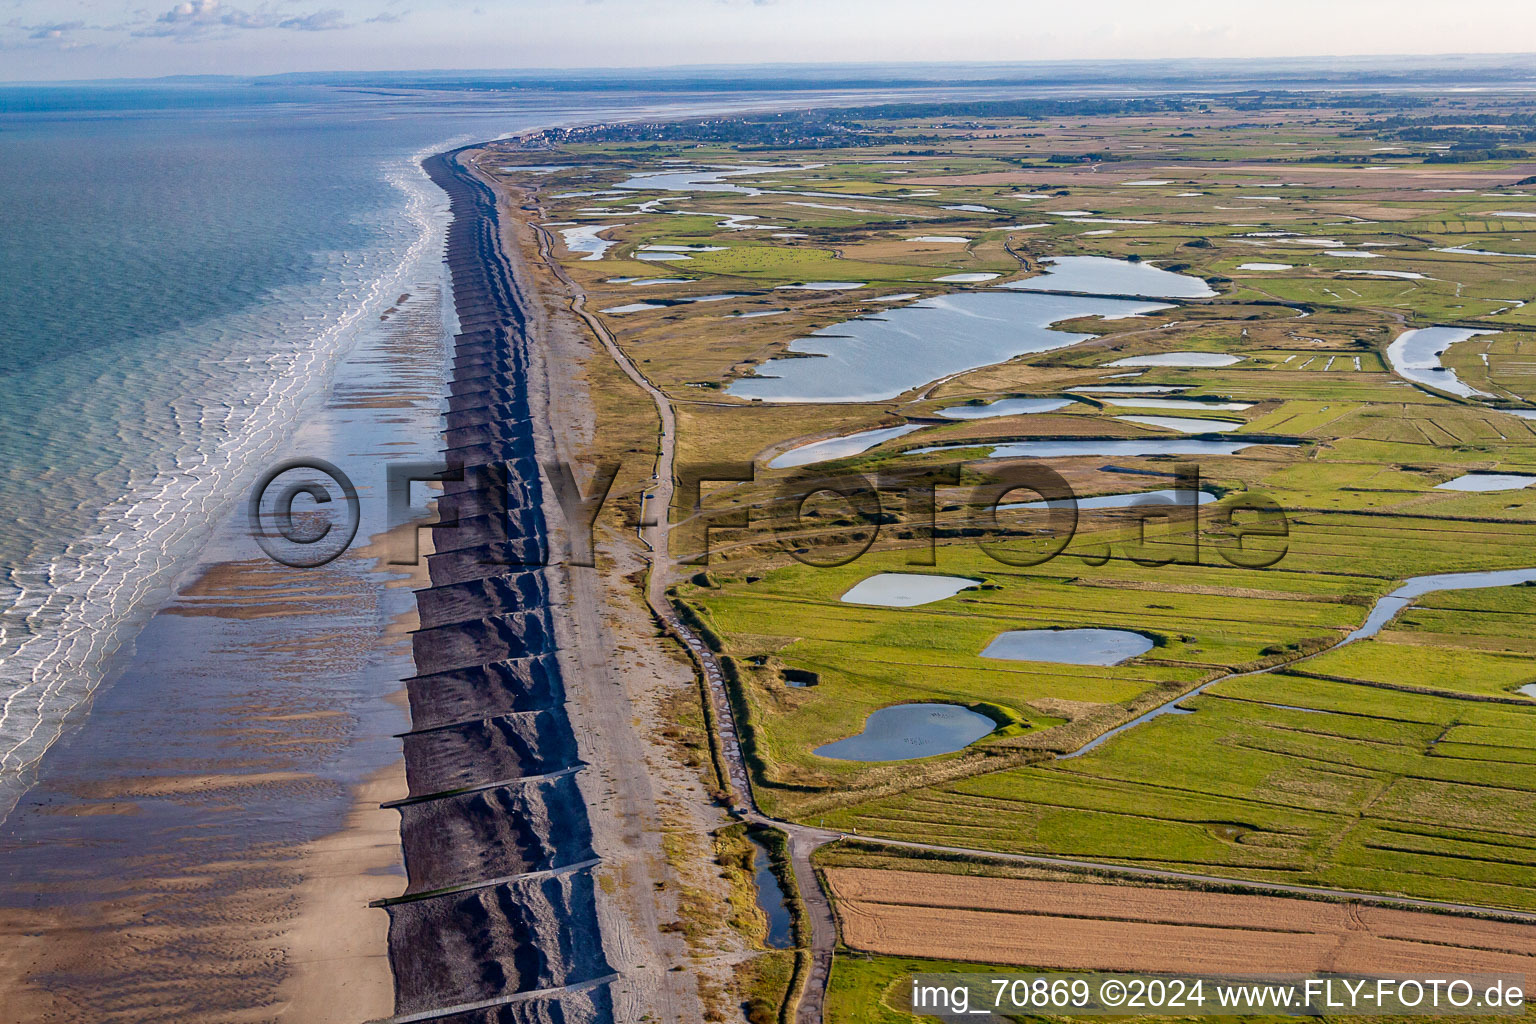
[913,439,1284,459]
[1436,473,1536,492]
[1096,397,1252,411]
[1118,415,1244,433]
[814,704,996,762]
[1386,327,1499,399]
[1003,256,1216,299]
[1107,352,1240,367]
[839,573,977,607]
[749,836,794,949]
[1001,489,1216,511]
[768,424,924,469]
[939,398,1073,419]
[981,628,1154,666]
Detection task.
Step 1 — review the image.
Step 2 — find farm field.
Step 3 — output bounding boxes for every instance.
[481,89,1536,1013]
[826,868,1536,975]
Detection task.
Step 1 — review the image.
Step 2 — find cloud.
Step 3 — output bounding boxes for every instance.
[278,8,346,30]
[27,20,86,39]
[133,1,349,36]
[366,10,407,23]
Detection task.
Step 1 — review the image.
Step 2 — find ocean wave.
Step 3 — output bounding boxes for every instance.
[0,135,474,820]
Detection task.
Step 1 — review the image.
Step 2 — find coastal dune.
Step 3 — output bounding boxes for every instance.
[375,147,614,1021]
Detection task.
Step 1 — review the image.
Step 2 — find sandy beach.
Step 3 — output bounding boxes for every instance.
[0,234,450,1021]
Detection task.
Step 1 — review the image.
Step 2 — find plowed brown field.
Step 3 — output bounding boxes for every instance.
[827,868,1536,976]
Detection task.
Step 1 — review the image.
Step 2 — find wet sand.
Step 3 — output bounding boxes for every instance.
[0,216,452,1017]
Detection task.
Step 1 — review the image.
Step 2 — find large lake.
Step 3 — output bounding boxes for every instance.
[727,291,1169,403]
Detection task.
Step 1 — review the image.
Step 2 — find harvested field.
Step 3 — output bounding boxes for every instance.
[827,868,1536,976]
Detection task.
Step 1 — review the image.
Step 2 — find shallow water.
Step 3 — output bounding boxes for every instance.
[1069,385,1187,394]
[981,628,1153,665]
[727,291,1168,403]
[767,424,924,468]
[814,703,995,761]
[775,281,865,290]
[839,573,976,607]
[934,272,1000,283]
[1001,489,1216,511]
[915,438,1280,459]
[1436,473,1536,492]
[601,302,665,314]
[1096,397,1252,411]
[560,224,625,260]
[1003,256,1216,299]
[1386,326,1499,399]
[1341,270,1426,280]
[749,837,794,949]
[939,398,1073,419]
[1345,568,1536,643]
[1522,684,1536,699]
[1238,263,1294,271]
[1118,415,1244,432]
[1107,351,1240,367]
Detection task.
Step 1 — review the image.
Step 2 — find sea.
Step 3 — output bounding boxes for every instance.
[0,81,835,821]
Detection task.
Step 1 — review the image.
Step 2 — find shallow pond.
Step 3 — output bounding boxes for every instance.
[1001,488,1216,511]
[768,424,924,469]
[1238,263,1294,271]
[1068,385,1187,394]
[1107,352,1240,367]
[1386,327,1499,399]
[839,573,977,607]
[749,837,793,949]
[939,397,1073,419]
[1436,473,1536,492]
[775,281,866,291]
[1522,684,1536,699]
[1096,397,1252,411]
[560,224,624,260]
[814,704,996,761]
[914,438,1282,459]
[1003,256,1216,299]
[727,291,1168,403]
[934,272,1001,283]
[1118,415,1244,433]
[981,628,1153,665]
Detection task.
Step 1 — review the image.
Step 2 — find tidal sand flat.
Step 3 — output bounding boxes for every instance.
[815,704,995,761]
[768,424,924,468]
[980,628,1154,665]
[839,573,977,607]
[727,291,1169,403]
[1003,256,1217,299]
[1386,327,1499,399]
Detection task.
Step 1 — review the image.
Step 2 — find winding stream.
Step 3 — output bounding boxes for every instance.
[1064,565,1536,759]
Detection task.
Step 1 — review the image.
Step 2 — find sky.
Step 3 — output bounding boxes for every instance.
[3,0,1536,83]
